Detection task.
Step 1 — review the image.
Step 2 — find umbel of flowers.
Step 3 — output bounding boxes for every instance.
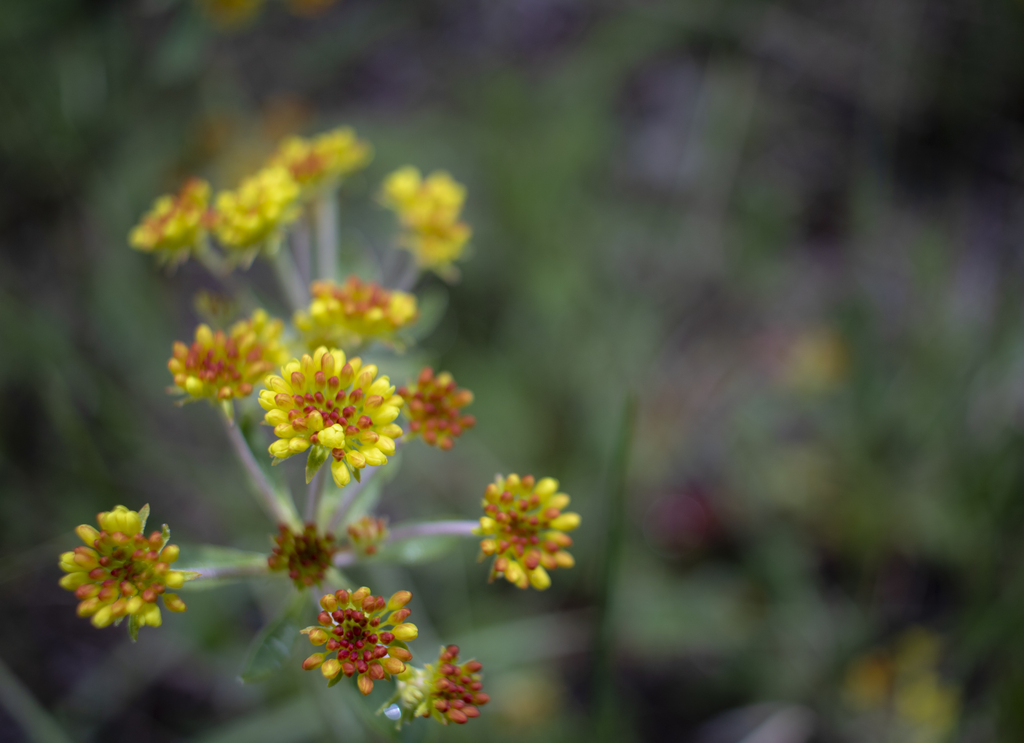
[268,523,337,588]
[399,367,475,450]
[390,645,489,726]
[129,178,211,268]
[301,588,418,695]
[270,127,373,196]
[293,277,419,351]
[476,474,580,590]
[169,309,287,402]
[381,167,471,278]
[259,347,403,488]
[59,506,196,634]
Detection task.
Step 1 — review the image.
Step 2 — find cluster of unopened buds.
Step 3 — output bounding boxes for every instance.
[302,588,417,695]
[58,120,585,731]
[399,367,476,450]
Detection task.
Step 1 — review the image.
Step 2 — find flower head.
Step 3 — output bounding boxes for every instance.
[347,515,388,556]
[293,277,419,352]
[212,166,300,260]
[59,505,196,634]
[129,178,211,268]
[270,127,372,195]
[258,347,404,488]
[268,524,337,588]
[475,474,579,590]
[381,167,471,276]
[393,645,489,725]
[399,367,475,450]
[169,309,288,402]
[301,588,418,695]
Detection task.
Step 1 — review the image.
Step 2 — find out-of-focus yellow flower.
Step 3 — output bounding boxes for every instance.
[212,166,301,260]
[301,587,417,694]
[196,0,263,28]
[347,515,388,556]
[399,367,475,450]
[129,178,211,268]
[168,309,288,401]
[270,128,373,195]
[381,167,471,277]
[59,505,196,634]
[393,645,489,726]
[475,474,579,590]
[293,277,418,351]
[783,328,848,393]
[258,347,404,488]
[268,523,336,588]
[841,628,960,742]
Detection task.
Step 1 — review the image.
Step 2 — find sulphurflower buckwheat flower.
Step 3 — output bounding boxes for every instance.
[381,167,471,276]
[293,277,419,351]
[399,367,475,450]
[301,588,418,694]
[392,645,489,725]
[270,127,372,195]
[129,178,211,268]
[475,474,579,590]
[258,347,403,487]
[169,309,287,402]
[268,523,337,587]
[59,505,196,634]
[347,515,388,556]
[212,166,300,262]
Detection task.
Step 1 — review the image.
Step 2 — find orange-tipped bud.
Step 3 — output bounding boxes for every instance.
[382,657,405,675]
[321,659,342,678]
[387,590,412,611]
[357,674,374,695]
[320,594,338,612]
[303,653,326,671]
[389,647,412,662]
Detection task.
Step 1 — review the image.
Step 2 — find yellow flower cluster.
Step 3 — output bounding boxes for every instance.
[169,309,287,401]
[381,167,471,275]
[129,178,211,268]
[843,628,960,741]
[58,506,195,632]
[476,474,579,590]
[294,277,419,351]
[258,347,403,488]
[212,166,301,256]
[270,127,372,195]
[302,588,418,694]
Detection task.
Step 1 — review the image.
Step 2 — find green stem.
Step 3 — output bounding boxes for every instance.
[315,191,338,281]
[331,520,478,568]
[305,467,327,525]
[590,394,636,741]
[190,563,272,581]
[220,407,299,529]
[272,245,308,311]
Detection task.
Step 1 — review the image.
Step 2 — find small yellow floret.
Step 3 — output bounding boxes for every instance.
[270,127,373,195]
[293,276,418,351]
[129,178,211,268]
[212,166,301,258]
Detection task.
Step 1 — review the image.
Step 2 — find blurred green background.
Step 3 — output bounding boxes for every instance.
[5,0,1024,740]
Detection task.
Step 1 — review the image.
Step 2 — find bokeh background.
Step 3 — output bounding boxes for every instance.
[4,0,1024,740]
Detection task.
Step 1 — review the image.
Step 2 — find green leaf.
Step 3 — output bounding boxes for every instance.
[326,672,344,688]
[127,613,141,643]
[239,592,307,684]
[137,504,150,533]
[352,466,361,483]
[305,446,330,484]
[160,523,170,550]
[372,534,462,565]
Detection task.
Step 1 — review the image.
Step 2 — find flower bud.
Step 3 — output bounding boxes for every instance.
[357,675,374,695]
[549,512,581,531]
[387,590,412,611]
[304,653,326,671]
[382,657,405,675]
[529,566,551,590]
[75,524,100,546]
[392,623,418,641]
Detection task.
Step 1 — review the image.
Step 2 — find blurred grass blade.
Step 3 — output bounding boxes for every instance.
[239,592,308,684]
[192,696,322,743]
[591,394,636,740]
[177,544,271,590]
[0,655,74,743]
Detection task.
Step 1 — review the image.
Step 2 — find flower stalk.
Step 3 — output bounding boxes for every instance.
[221,407,300,529]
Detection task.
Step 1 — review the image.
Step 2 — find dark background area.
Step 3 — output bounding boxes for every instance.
[5,0,1024,740]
